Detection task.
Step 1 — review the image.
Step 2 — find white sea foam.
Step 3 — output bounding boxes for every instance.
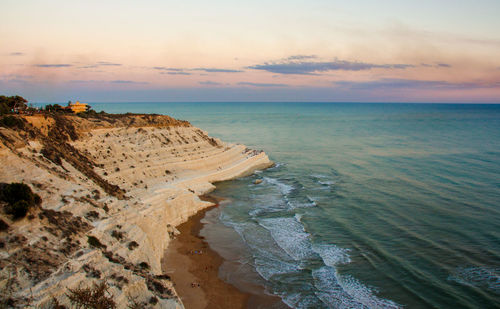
[285,196,317,209]
[339,274,401,308]
[319,180,336,186]
[448,266,500,293]
[267,162,284,171]
[305,195,318,207]
[258,217,315,261]
[288,201,316,209]
[256,216,400,308]
[220,185,400,308]
[313,267,401,309]
[255,257,300,281]
[248,208,264,216]
[312,243,351,266]
[263,177,294,195]
[282,292,323,309]
[311,174,330,179]
[313,266,361,308]
[221,216,304,281]
[224,219,293,262]
[248,198,288,216]
[311,174,337,187]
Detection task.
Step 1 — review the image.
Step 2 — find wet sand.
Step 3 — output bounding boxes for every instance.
[162,196,249,309]
[163,195,286,309]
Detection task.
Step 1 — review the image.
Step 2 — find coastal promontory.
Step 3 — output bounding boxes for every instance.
[0,112,272,308]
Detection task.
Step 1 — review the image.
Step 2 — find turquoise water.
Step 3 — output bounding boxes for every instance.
[78,103,500,307]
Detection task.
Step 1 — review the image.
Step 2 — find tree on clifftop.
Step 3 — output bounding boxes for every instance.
[0,95,28,114]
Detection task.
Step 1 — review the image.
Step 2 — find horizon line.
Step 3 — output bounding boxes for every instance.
[31,101,500,105]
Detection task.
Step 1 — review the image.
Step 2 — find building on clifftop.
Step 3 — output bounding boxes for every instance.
[67,101,90,113]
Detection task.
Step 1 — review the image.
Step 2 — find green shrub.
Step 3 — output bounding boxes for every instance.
[5,200,30,219]
[44,104,66,113]
[0,183,40,219]
[87,236,106,249]
[0,182,34,205]
[111,230,124,240]
[127,241,139,250]
[0,115,24,129]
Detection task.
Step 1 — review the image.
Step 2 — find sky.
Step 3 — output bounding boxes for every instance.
[1,0,500,103]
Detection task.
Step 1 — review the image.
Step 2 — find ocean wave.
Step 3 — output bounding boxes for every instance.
[448,266,500,293]
[311,174,330,179]
[312,243,351,266]
[263,176,294,195]
[255,256,300,281]
[258,216,316,261]
[310,174,338,190]
[313,267,401,309]
[339,274,401,308]
[284,196,317,210]
[319,180,336,186]
[219,185,399,308]
[247,198,289,216]
[267,162,285,171]
[287,201,316,209]
[222,218,294,262]
[313,266,360,308]
[283,292,325,309]
[305,195,318,206]
[258,177,319,210]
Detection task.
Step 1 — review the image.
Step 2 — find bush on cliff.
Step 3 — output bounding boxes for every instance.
[87,235,106,249]
[44,104,66,113]
[5,200,31,219]
[40,146,63,165]
[0,182,41,220]
[0,102,9,115]
[66,281,116,309]
[0,115,25,129]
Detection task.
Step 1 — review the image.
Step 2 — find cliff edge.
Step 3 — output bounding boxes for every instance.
[0,113,272,308]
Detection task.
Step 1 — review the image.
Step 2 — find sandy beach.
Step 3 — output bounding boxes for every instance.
[163,202,249,308]
[164,195,287,309]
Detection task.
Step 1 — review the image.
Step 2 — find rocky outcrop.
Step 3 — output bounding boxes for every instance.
[0,113,272,308]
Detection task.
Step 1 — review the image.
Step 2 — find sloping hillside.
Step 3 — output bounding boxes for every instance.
[0,113,272,308]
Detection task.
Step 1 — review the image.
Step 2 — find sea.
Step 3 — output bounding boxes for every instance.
[55,102,500,308]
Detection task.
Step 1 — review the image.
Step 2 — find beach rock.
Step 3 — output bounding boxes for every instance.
[254,179,263,184]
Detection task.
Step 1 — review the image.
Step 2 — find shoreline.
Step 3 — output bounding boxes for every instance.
[162,195,249,309]
[163,194,286,309]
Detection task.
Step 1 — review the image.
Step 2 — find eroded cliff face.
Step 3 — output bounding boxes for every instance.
[0,114,272,308]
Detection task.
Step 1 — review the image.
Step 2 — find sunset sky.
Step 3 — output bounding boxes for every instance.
[1,0,499,102]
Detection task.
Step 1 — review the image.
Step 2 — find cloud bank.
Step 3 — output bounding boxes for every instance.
[237,82,288,87]
[334,78,499,90]
[35,64,72,68]
[153,67,242,74]
[248,58,413,75]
